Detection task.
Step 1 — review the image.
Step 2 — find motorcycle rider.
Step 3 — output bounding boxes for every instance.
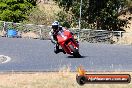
[49,21,68,54]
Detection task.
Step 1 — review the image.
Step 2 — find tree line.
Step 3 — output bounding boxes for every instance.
[54,0,132,31]
[0,0,131,31]
[0,0,37,22]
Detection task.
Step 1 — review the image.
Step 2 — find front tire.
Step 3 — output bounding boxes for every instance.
[69,45,81,58]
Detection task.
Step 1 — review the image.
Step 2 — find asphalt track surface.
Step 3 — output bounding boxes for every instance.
[0,37,132,72]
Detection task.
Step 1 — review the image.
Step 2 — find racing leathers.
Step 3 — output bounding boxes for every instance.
[49,26,67,54]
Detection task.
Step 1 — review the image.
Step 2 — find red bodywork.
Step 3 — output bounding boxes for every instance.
[57,30,79,55]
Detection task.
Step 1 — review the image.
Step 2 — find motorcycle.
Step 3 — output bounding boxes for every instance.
[57,30,81,58]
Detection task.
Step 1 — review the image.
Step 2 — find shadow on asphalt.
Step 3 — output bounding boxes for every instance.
[67,55,87,58]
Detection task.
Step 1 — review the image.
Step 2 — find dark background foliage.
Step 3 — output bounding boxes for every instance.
[53,0,131,30]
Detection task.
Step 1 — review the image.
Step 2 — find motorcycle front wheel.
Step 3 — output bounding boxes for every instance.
[69,45,81,58]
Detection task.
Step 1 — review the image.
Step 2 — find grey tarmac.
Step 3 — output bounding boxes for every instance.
[0,37,132,72]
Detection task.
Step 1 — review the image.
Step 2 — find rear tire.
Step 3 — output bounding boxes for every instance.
[69,45,81,58]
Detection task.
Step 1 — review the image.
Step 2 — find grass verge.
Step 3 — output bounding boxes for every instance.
[0,72,131,88]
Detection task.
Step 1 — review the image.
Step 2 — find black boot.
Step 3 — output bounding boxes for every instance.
[54,44,66,54]
[54,44,59,54]
[59,49,66,54]
[54,50,59,54]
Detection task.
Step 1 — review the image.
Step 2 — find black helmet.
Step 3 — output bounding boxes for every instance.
[52,21,59,31]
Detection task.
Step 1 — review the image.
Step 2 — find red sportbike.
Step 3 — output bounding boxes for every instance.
[57,30,81,58]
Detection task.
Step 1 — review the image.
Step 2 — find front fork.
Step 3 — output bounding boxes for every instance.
[68,40,79,52]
